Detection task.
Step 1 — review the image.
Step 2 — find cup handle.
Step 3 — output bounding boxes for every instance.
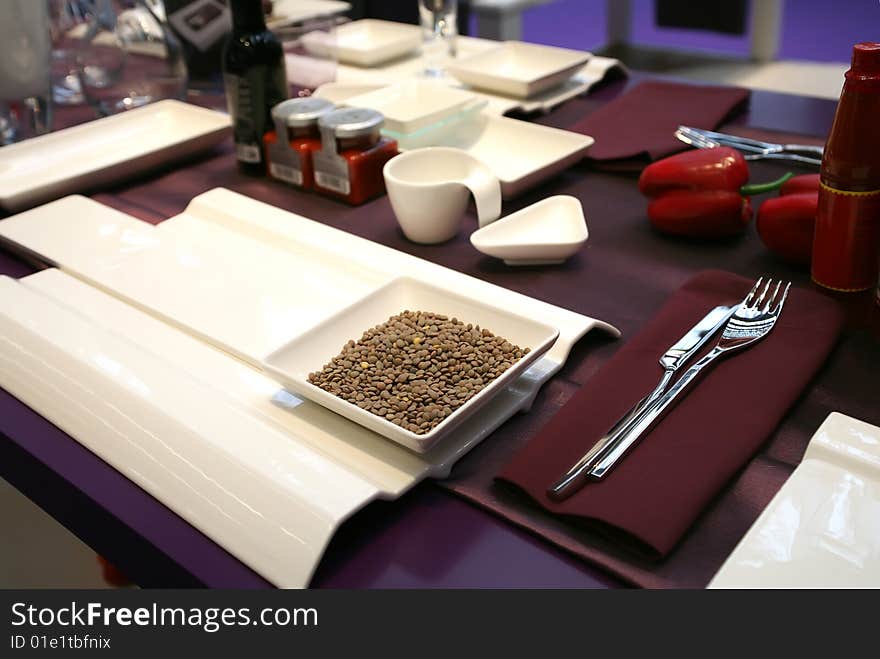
[465,172,502,228]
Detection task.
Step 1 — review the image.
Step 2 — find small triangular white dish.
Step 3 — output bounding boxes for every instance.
[470,195,588,266]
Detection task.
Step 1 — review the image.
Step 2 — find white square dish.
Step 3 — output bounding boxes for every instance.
[262,276,560,453]
[438,114,594,198]
[448,41,591,98]
[319,19,422,67]
[344,80,482,134]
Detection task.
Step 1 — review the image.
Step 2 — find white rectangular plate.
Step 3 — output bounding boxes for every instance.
[344,80,481,134]
[0,100,230,212]
[709,412,880,588]
[320,19,422,67]
[448,41,591,98]
[433,114,594,198]
[263,277,559,452]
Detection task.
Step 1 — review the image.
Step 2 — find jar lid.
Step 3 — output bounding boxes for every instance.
[318,107,384,139]
[271,98,335,127]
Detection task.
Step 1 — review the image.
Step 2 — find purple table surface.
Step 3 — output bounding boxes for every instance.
[0,77,842,588]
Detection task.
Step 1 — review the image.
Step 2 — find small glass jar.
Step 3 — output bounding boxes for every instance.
[312,107,398,205]
[263,97,335,189]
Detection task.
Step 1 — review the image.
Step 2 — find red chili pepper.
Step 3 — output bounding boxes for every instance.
[780,173,821,196]
[639,147,793,239]
[96,555,132,587]
[757,192,818,265]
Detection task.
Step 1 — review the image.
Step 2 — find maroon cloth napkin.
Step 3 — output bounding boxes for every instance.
[572,80,750,163]
[498,270,843,559]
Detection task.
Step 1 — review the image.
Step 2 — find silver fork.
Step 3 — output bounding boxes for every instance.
[586,278,792,480]
[675,126,822,166]
[683,126,824,159]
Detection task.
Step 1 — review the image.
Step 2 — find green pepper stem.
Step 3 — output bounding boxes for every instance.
[740,172,794,196]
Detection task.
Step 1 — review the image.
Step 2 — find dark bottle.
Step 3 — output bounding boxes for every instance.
[222,0,288,175]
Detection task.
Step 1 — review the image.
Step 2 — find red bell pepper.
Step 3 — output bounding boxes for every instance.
[639,147,793,239]
[780,173,821,196]
[757,191,819,265]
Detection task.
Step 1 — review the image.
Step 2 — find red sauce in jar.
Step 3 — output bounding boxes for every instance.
[263,97,335,190]
[312,108,398,206]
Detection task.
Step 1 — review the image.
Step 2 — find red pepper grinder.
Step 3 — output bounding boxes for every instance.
[812,42,880,292]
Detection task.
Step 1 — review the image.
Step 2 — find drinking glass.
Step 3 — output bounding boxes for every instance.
[49,0,188,117]
[419,0,457,77]
[276,15,339,97]
[0,0,52,144]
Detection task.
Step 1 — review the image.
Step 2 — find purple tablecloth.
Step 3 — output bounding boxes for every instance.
[2,77,879,588]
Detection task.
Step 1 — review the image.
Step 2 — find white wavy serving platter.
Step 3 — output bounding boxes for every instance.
[0,190,618,587]
[709,412,880,589]
[0,100,230,213]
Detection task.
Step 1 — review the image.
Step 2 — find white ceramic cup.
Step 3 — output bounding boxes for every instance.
[383,146,502,244]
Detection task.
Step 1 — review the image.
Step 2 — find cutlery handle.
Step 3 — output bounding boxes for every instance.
[783,143,824,157]
[756,152,822,167]
[587,346,724,479]
[547,370,673,500]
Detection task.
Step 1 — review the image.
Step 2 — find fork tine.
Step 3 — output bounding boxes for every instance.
[743,277,764,308]
[755,278,773,309]
[763,280,782,312]
[771,282,792,314]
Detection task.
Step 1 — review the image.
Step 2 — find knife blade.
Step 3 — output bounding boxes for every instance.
[547,304,736,501]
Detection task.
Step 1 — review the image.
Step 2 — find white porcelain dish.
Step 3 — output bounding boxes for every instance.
[709,412,880,589]
[328,33,623,116]
[448,41,591,98]
[263,277,559,452]
[344,80,483,134]
[312,81,384,104]
[309,19,422,67]
[0,100,230,212]
[434,114,594,198]
[0,190,619,587]
[266,0,350,28]
[470,195,589,265]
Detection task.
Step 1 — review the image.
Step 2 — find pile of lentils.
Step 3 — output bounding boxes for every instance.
[308,310,530,435]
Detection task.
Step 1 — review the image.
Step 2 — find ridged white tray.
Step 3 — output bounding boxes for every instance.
[709,412,880,588]
[0,190,618,587]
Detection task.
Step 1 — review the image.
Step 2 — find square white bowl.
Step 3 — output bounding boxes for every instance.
[344,80,482,134]
[448,41,591,98]
[261,277,559,453]
[330,19,422,66]
[440,114,594,198]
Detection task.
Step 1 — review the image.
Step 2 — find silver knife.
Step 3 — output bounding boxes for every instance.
[547,304,736,501]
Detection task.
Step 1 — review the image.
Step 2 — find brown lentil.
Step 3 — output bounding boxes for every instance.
[308,311,530,435]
